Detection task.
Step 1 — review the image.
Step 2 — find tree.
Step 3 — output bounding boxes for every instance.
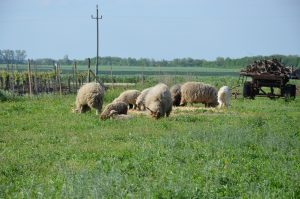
[15,50,27,64]
[61,54,71,65]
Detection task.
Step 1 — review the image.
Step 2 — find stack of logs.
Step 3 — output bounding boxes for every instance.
[241,58,293,76]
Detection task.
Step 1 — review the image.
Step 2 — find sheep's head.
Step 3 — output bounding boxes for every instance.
[146,107,162,119]
[109,110,118,117]
[100,112,109,120]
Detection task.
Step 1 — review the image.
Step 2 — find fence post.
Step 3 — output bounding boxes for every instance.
[110,64,113,89]
[73,61,78,91]
[142,64,144,85]
[11,63,15,94]
[88,58,91,83]
[28,59,32,96]
[68,76,71,93]
[33,60,38,94]
[57,63,62,96]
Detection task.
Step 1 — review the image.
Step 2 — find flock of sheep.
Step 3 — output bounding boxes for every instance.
[74,81,231,120]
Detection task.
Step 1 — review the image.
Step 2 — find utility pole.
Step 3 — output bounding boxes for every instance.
[91,4,102,77]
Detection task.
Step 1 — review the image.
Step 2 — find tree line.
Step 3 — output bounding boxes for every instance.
[1,49,300,69]
[0,50,27,64]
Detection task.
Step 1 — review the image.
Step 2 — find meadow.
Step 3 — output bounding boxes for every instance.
[0,82,299,198]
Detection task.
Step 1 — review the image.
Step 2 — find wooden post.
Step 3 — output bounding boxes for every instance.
[110,64,113,89]
[11,63,15,94]
[33,60,38,94]
[74,61,78,91]
[28,59,32,96]
[68,76,71,93]
[142,64,144,85]
[53,62,57,93]
[88,58,91,83]
[57,63,62,95]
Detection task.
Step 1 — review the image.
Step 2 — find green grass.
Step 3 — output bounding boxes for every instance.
[0,90,300,198]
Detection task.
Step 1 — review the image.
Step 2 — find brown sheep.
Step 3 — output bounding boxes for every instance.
[100,102,128,120]
[180,82,218,107]
[170,84,181,106]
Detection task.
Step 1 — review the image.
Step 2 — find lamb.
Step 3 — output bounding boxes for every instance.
[113,89,141,109]
[218,86,231,108]
[136,87,152,111]
[108,110,133,120]
[144,83,172,119]
[74,82,105,115]
[170,84,181,106]
[180,81,218,107]
[100,101,128,120]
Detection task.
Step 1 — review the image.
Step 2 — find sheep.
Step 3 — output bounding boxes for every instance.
[100,101,128,120]
[144,83,172,119]
[108,110,133,120]
[74,82,105,115]
[180,82,218,107]
[170,84,181,106]
[113,90,141,109]
[218,86,231,108]
[136,87,152,111]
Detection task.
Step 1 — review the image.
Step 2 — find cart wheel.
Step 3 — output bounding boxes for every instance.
[243,82,255,99]
[284,84,296,100]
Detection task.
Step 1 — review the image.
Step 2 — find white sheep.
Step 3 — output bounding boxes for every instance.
[180,82,218,107]
[74,82,105,115]
[170,84,181,106]
[113,89,141,109]
[144,83,172,119]
[136,87,152,111]
[218,86,231,108]
[100,101,128,120]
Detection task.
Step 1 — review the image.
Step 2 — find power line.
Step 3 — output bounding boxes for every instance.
[91,4,102,76]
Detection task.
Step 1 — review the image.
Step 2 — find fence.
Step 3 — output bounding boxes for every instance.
[0,59,240,96]
[0,59,99,96]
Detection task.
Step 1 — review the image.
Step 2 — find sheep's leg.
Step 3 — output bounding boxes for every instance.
[128,104,133,109]
[166,110,171,117]
[78,105,83,113]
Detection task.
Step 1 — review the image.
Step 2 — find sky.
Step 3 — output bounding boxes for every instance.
[0,0,300,60]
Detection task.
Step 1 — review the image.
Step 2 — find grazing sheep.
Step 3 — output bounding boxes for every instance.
[170,84,181,106]
[74,82,105,115]
[113,90,141,109]
[144,83,172,119]
[180,82,218,107]
[100,102,128,120]
[109,110,133,120]
[136,87,152,111]
[218,86,231,108]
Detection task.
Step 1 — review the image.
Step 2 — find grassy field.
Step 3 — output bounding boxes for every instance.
[0,87,300,198]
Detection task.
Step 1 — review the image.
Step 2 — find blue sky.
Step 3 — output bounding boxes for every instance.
[0,0,299,60]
